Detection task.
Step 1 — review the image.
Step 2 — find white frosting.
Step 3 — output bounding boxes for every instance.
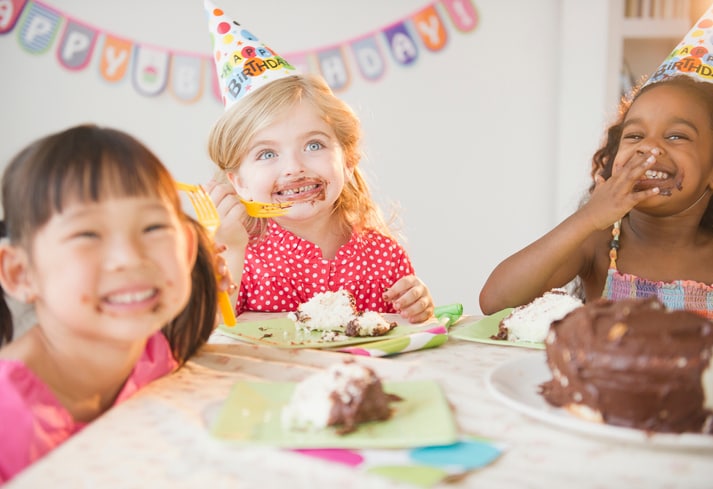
[348,311,393,336]
[503,288,583,343]
[281,362,374,431]
[288,290,357,332]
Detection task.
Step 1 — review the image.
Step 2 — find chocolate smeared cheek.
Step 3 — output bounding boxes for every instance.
[668,171,684,196]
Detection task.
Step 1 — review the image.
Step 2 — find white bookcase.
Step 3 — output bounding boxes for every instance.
[613,0,698,100]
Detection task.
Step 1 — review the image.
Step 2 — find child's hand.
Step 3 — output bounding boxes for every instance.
[214,244,237,295]
[383,275,434,323]
[583,150,660,229]
[204,179,249,250]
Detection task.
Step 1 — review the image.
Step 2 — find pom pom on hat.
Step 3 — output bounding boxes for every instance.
[204,0,298,110]
[646,5,713,86]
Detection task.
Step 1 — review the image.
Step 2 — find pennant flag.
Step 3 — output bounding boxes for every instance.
[384,22,419,66]
[413,4,448,52]
[350,35,386,81]
[16,1,61,54]
[0,0,28,34]
[2,0,480,103]
[131,44,170,97]
[441,0,479,32]
[317,46,350,91]
[171,54,204,103]
[57,18,98,70]
[99,34,131,83]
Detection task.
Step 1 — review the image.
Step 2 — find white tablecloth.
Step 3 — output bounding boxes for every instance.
[6,315,713,488]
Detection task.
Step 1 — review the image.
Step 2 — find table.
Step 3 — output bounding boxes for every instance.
[6,315,713,488]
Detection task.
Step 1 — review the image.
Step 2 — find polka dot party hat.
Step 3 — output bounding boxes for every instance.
[204,0,298,110]
[646,5,713,86]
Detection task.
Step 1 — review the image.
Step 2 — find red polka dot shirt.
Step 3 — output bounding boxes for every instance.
[236,220,415,314]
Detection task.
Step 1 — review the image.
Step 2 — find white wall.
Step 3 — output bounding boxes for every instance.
[0,0,613,314]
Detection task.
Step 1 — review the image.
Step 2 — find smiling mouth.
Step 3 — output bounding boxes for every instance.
[277,184,319,197]
[643,170,670,180]
[274,181,326,202]
[104,288,158,305]
[634,169,682,196]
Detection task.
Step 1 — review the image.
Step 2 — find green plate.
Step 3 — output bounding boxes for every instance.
[217,315,443,349]
[449,308,545,350]
[210,380,457,449]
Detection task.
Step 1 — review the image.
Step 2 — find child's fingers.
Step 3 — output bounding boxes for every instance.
[398,295,435,323]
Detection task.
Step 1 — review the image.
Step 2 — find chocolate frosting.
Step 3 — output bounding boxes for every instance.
[326,366,401,434]
[540,297,713,434]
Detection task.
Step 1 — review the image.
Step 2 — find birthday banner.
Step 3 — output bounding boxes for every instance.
[0,0,479,104]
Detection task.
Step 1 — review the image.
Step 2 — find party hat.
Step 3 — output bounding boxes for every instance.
[204,0,298,110]
[646,5,713,86]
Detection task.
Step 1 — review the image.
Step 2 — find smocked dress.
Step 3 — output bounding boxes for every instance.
[602,219,713,319]
[236,220,415,315]
[0,331,178,483]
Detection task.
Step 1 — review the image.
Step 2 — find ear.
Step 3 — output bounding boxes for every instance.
[226,170,250,199]
[182,221,199,268]
[0,244,35,303]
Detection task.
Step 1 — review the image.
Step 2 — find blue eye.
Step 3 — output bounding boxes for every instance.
[258,150,277,160]
[306,141,323,151]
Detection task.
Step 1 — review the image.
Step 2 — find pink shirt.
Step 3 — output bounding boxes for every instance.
[237,221,416,314]
[0,332,178,484]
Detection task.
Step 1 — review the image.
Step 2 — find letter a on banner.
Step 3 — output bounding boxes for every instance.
[0,0,28,34]
[384,22,419,66]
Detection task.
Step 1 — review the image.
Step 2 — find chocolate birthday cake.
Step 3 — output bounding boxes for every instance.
[281,361,401,434]
[540,297,713,434]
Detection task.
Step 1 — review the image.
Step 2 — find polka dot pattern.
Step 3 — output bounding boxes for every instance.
[236,221,415,314]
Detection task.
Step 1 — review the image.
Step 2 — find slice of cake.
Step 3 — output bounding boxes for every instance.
[281,361,402,434]
[288,290,397,338]
[492,288,582,343]
[540,297,713,434]
[345,311,398,337]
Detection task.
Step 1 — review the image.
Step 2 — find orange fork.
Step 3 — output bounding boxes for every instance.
[176,182,237,327]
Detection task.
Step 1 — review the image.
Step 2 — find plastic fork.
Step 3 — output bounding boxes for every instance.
[176,182,237,327]
[239,198,293,218]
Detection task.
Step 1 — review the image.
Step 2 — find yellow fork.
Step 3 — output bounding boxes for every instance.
[239,198,293,218]
[176,182,237,327]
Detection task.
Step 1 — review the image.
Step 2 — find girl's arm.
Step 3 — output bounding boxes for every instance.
[480,153,660,314]
[478,210,599,314]
[205,180,248,306]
